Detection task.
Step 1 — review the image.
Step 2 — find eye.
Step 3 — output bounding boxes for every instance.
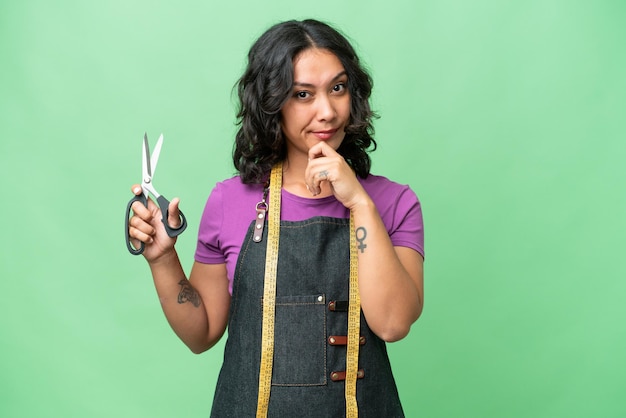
[331,82,347,93]
[294,90,311,99]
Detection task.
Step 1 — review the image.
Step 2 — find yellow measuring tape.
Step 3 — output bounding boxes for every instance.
[256,163,361,417]
[256,162,282,418]
[346,211,361,418]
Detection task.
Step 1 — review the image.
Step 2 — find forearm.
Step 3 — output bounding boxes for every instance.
[147,251,214,353]
[351,198,423,342]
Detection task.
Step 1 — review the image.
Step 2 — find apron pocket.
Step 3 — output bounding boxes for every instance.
[270,294,327,386]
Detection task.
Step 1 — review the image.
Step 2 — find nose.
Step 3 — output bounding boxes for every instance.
[315,93,337,122]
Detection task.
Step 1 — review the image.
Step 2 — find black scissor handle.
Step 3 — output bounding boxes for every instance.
[125,193,148,255]
[156,195,188,238]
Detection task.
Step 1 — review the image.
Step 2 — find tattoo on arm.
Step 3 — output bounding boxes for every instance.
[356,226,367,253]
[177,279,201,307]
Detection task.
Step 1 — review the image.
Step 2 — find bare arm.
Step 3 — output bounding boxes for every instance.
[148,256,230,353]
[128,185,230,353]
[350,199,424,342]
[305,144,424,342]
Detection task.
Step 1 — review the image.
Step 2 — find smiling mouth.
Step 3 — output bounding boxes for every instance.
[312,129,338,140]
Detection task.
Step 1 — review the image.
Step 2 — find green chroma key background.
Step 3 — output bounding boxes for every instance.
[1,1,624,417]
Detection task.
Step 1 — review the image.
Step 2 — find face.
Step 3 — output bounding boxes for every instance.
[281,48,351,157]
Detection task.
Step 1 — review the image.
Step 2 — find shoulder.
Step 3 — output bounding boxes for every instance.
[214,175,264,196]
[198,176,264,247]
[360,174,424,256]
[208,176,265,208]
[360,174,420,207]
[201,175,265,231]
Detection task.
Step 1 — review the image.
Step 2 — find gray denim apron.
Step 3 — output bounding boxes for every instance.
[210,198,405,417]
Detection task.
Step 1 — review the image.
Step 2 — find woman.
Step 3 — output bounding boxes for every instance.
[128,19,424,417]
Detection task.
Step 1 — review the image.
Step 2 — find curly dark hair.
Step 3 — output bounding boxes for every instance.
[232,19,378,184]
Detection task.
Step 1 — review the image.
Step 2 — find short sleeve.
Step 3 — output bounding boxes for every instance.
[194,183,227,264]
[388,187,425,258]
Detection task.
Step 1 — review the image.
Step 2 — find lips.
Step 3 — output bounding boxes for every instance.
[312,129,338,141]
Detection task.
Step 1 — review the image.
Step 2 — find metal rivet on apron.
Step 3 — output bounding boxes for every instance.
[329,337,336,344]
[317,295,323,302]
[258,213,264,219]
[254,236,261,242]
[256,224,262,229]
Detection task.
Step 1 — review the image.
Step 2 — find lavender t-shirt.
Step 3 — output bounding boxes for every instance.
[195,174,424,294]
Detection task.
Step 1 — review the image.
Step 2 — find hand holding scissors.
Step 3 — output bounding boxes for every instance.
[125,133,187,255]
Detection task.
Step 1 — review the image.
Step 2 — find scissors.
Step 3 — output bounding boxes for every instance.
[125,133,187,255]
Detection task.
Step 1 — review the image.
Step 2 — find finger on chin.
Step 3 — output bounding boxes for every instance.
[308,142,329,159]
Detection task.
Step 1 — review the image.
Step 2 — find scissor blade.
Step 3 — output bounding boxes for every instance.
[150,134,163,177]
[143,132,152,178]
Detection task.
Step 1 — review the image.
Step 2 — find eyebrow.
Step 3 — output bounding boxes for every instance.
[293,70,348,88]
